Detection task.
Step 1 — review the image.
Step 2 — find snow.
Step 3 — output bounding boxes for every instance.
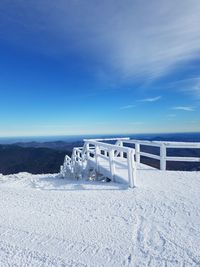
[0,169,200,266]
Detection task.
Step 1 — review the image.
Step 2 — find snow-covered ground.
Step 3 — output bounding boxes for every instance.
[0,169,200,267]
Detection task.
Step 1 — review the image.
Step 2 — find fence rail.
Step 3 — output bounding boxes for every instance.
[84,139,136,187]
[120,139,200,170]
[60,137,200,188]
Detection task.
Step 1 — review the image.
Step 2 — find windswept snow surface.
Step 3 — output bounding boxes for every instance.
[0,169,200,267]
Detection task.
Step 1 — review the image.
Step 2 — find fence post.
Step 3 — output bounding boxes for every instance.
[109,148,115,181]
[115,140,123,157]
[85,142,90,160]
[119,141,123,158]
[160,144,166,170]
[78,151,80,164]
[95,144,100,172]
[72,148,76,163]
[127,150,136,188]
[115,140,121,146]
[135,142,140,163]
[80,150,84,169]
[72,149,76,178]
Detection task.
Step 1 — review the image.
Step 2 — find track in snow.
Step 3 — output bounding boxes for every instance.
[0,170,200,266]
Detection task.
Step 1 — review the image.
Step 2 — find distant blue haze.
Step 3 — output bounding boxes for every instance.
[0,132,200,145]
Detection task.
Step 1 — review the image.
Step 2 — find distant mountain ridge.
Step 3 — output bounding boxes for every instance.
[14,140,84,151]
[0,144,71,175]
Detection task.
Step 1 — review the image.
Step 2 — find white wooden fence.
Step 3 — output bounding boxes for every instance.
[119,139,200,170]
[83,139,136,187]
[60,137,200,188]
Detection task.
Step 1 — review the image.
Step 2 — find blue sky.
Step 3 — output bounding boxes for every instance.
[0,0,200,137]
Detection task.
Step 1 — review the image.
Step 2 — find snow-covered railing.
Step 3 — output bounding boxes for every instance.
[83,139,136,187]
[60,155,72,177]
[60,147,84,177]
[60,137,200,188]
[120,139,200,170]
[61,137,136,187]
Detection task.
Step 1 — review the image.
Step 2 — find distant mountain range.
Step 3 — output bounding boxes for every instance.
[14,140,84,151]
[0,142,73,175]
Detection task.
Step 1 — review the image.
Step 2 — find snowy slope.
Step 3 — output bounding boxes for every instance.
[0,170,200,267]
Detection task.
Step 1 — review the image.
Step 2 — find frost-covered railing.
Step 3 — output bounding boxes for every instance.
[60,147,85,177]
[60,137,200,188]
[84,139,136,187]
[119,139,200,170]
[60,137,136,187]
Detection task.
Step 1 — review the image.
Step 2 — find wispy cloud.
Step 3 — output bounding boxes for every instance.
[165,77,200,98]
[120,105,135,110]
[0,1,200,81]
[139,96,162,102]
[172,106,195,111]
[180,77,200,98]
[167,114,176,117]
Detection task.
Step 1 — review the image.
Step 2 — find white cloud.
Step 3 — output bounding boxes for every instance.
[167,114,176,117]
[120,105,135,110]
[165,77,200,98]
[0,0,200,81]
[182,78,200,98]
[139,96,162,102]
[172,106,195,111]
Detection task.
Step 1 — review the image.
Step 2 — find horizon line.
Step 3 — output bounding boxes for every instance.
[0,131,200,139]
